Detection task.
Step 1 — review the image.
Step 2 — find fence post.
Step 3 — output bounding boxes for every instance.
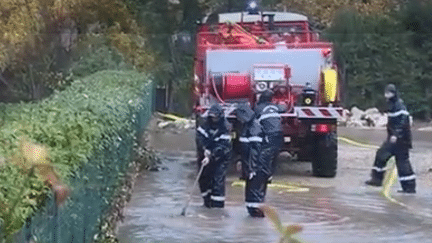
[83,189,87,243]
[24,217,31,243]
[52,192,58,243]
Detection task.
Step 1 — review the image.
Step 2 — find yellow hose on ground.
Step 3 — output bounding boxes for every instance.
[157,112,188,122]
[337,137,379,149]
[337,137,404,206]
[231,136,402,205]
[231,180,309,193]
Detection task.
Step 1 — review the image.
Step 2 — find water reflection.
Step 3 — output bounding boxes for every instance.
[117,151,432,243]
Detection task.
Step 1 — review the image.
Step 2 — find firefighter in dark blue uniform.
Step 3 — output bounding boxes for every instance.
[255,90,285,182]
[365,84,416,193]
[196,104,232,207]
[235,104,269,217]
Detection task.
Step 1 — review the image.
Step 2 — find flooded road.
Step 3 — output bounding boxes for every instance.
[117,123,432,243]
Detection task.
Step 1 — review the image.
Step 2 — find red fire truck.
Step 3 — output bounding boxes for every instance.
[193,10,344,177]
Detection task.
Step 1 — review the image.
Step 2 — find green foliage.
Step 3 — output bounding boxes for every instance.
[325,3,432,119]
[0,164,48,241]
[279,0,398,28]
[0,70,152,238]
[123,0,197,114]
[170,68,194,115]
[69,35,131,78]
[0,0,155,103]
[108,23,156,72]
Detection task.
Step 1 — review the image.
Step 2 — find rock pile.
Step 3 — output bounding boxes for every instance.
[340,107,388,128]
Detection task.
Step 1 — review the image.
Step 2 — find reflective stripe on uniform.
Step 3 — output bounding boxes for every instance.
[388,110,409,117]
[399,174,416,181]
[248,136,263,142]
[263,105,279,113]
[240,136,263,143]
[246,202,263,208]
[372,166,387,172]
[214,134,232,141]
[211,195,225,201]
[258,113,280,121]
[197,126,209,138]
[201,189,211,197]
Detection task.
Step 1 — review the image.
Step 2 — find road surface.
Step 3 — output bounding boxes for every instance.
[116,120,432,243]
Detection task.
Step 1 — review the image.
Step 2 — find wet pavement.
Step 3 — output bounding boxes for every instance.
[116,123,432,243]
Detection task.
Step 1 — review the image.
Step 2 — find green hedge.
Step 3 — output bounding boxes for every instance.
[0,70,153,240]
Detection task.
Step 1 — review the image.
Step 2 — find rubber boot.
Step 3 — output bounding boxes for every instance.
[203,195,211,208]
[365,178,382,187]
[211,199,224,208]
[247,207,265,218]
[397,189,416,194]
[399,179,416,194]
[365,170,383,187]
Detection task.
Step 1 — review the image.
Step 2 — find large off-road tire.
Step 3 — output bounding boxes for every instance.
[312,131,337,178]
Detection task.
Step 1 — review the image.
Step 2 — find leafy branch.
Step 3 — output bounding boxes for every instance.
[260,205,305,243]
[1,138,69,242]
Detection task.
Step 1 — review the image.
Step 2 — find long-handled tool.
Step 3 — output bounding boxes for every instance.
[180,161,206,216]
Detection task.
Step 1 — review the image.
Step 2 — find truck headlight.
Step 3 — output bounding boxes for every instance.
[302,90,316,106]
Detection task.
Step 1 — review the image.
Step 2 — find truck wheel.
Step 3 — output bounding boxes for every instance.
[312,132,337,178]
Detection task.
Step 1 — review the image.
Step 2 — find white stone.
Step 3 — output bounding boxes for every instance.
[158,121,172,129]
[418,126,432,132]
[375,115,388,127]
[365,108,380,116]
[350,107,365,121]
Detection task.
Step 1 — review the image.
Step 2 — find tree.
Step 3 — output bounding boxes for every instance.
[0,0,155,102]
[280,0,398,29]
[325,1,432,119]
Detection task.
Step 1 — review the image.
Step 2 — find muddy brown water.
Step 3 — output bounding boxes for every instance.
[116,124,432,243]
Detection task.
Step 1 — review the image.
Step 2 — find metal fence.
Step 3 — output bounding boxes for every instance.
[13,82,155,243]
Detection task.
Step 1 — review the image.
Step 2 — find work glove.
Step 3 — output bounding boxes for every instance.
[236,160,242,172]
[204,149,211,158]
[249,171,256,180]
[202,157,210,166]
